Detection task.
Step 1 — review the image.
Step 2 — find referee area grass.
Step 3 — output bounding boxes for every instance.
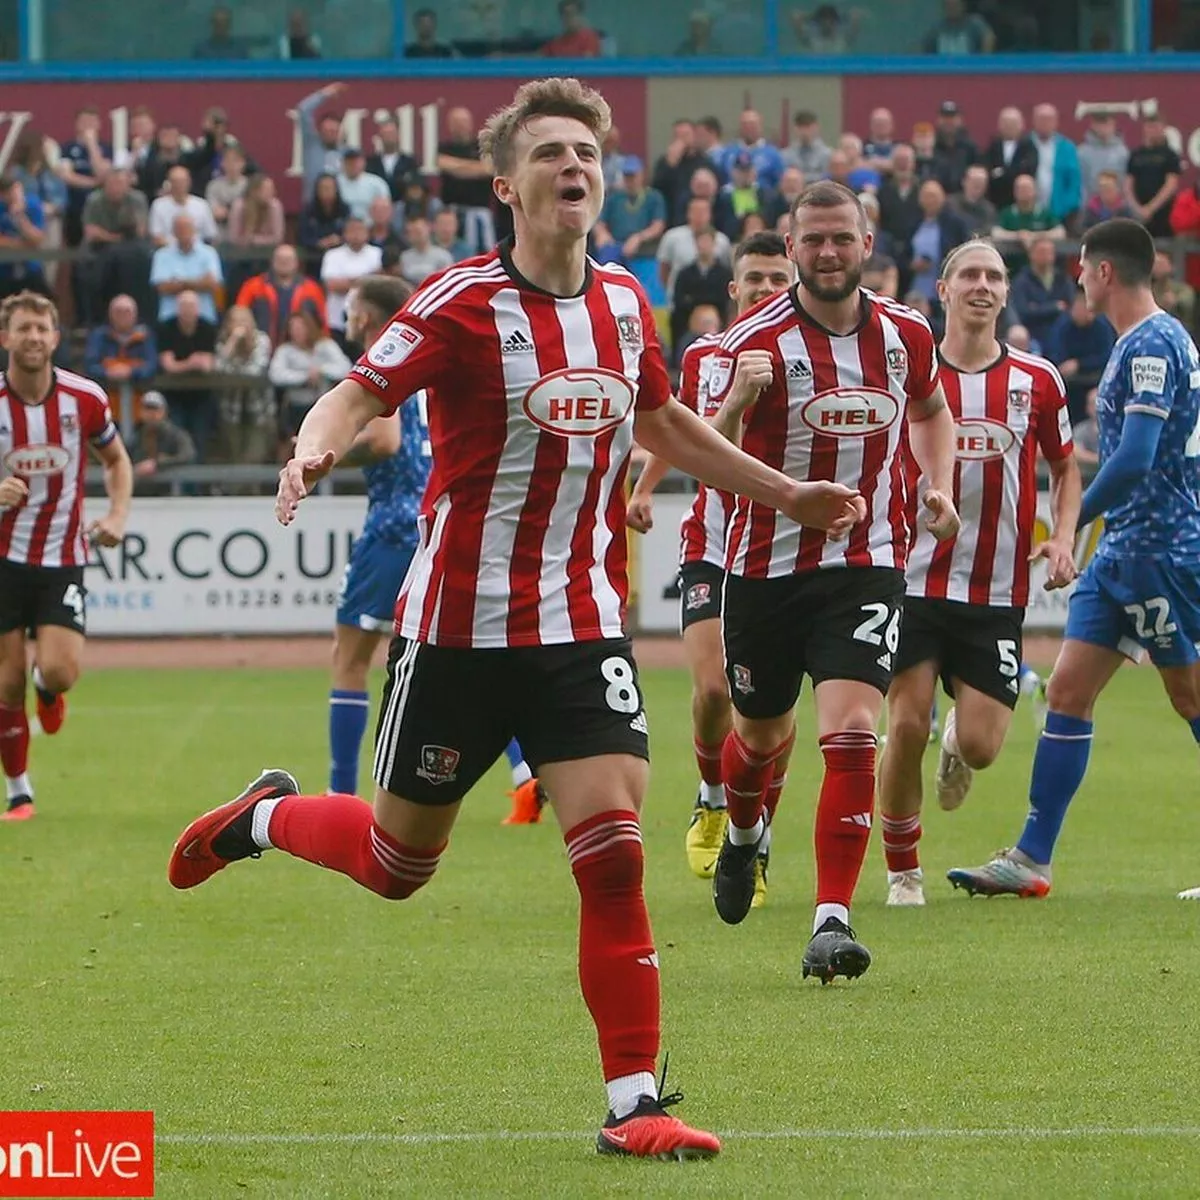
[2,663,1199,1198]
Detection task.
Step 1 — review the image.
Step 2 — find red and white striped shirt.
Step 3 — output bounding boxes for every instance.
[906,347,1072,608]
[350,243,671,649]
[0,369,117,568]
[677,333,734,567]
[710,289,938,578]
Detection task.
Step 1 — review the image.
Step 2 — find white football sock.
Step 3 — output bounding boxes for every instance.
[250,796,285,850]
[607,1071,657,1119]
[813,902,850,933]
[728,813,764,846]
[511,760,533,788]
[700,782,725,809]
[5,773,32,801]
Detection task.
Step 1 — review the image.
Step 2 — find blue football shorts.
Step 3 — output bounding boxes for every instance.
[335,533,417,634]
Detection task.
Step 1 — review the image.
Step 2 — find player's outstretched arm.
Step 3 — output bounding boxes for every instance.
[907,384,961,542]
[1031,453,1083,589]
[277,380,387,526]
[88,436,133,547]
[635,397,866,536]
[1077,410,1165,528]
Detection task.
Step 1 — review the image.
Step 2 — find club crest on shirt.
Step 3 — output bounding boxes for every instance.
[685,582,711,611]
[886,347,908,375]
[1008,387,1032,412]
[616,313,643,351]
[60,412,77,433]
[416,744,461,785]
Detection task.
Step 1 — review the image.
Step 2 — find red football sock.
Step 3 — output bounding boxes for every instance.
[814,730,878,908]
[0,703,29,778]
[881,812,922,873]
[566,810,659,1082]
[721,730,778,830]
[693,737,724,786]
[267,793,445,900]
[762,729,795,824]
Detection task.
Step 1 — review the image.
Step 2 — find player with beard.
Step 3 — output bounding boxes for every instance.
[627,232,796,903]
[706,180,960,981]
[878,240,1080,907]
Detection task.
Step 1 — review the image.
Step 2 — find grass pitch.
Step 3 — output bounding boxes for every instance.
[2,663,1198,1198]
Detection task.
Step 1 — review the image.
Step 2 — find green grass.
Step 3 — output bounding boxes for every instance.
[2,664,1199,1198]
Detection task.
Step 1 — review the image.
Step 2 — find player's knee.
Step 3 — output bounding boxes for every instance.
[0,673,25,707]
[887,706,931,753]
[1165,681,1200,723]
[39,662,78,694]
[956,727,1002,770]
[1044,670,1092,718]
[692,676,729,726]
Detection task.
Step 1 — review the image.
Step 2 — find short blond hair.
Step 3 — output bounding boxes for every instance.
[0,290,58,330]
[480,77,612,176]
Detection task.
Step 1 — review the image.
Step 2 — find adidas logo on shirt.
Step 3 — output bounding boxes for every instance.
[501,329,536,355]
[786,359,812,380]
[877,652,893,671]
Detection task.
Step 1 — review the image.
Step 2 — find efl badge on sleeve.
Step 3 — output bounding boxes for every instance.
[707,354,734,400]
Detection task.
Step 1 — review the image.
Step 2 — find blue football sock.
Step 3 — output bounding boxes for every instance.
[329,689,370,795]
[1016,711,1093,865]
[1190,717,1200,746]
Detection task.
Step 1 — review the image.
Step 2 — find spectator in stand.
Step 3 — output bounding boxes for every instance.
[784,111,832,179]
[214,305,275,466]
[320,216,382,348]
[0,176,46,301]
[1030,104,1082,228]
[656,196,733,298]
[948,163,996,235]
[910,123,940,185]
[766,166,806,227]
[1076,108,1129,205]
[1169,177,1200,292]
[859,191,896,259]
[862,107,896,175]
[84,294,158,426]
[186,107,252,194]
[993,173,1065,265]
[1070,387,1100,465]
[673,165,732,231]
[205,145,249,236]
[298,173,348,274]
[878,144,923,254]
[923,0,995,53]
[192,5,249,58]
[786,4,862,52]
[931,100,976,194]
[862,193,900,298]
[593,157,666,264]
[600,125,624,195]
[296,81,347,201]
[1045,289,1116,422]
[157,288,218,461]
[437,107,495,255]
[904,180,968,306]
[56,105,112,246]
[670,226,733,350]
[982,106,1038,210]
[1083,169,1138,228]
[397,178,442,226]
[235,243,326,349]
[10,132,67,285]
[268,310,352,440]
[279,8,322,58]
[136,121,184,200]
[719,109,785,190]
[366,118,418,203]
[228,174,285,248]
[432,209,471,262]
[149,166,218,247]
[838,133,882,192]
[1152,250,1196,333]
[336,148,390,223]
[904,287,942,337]
[1010,235,1075,349]
[1005,323,1036,353]
[721,153,776,237]
[124,106,157,177]
[652,120,712,223]
[676,10,716,54]
[399,215,453,284]
[694,116,727,180]
[367,196,404,258]
[1126,113,1181,238]
[127,390,197,486]
[825,149,854,191]
[150,213,223,323]
[542,0,602,56]
[80,167,152,324]
[405,7,456,56]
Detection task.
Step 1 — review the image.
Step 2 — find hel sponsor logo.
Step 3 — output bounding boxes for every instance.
[955,418,1016,460]
[801,387,900,437]
[0,1110,154,1197]
[616,313,643,350]
[1130,355,1168,396]
[416,744,460,785]
[3,443,71,477]
[366,321,423,370]
[522,368,635,437]
[706,354,734,400]
[684,582,711,611]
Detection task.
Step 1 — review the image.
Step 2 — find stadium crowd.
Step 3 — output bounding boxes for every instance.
[1,84,1198,477]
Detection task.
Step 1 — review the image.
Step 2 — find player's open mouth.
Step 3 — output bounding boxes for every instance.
[560,185,587,202]
[967,299,994,309]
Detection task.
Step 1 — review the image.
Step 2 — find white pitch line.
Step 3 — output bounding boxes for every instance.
[157,1126,1200,1148]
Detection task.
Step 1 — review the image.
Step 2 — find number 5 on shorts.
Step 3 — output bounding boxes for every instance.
[62,582,85,628]
[600,656,641,714]
[996,638,1019,678]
